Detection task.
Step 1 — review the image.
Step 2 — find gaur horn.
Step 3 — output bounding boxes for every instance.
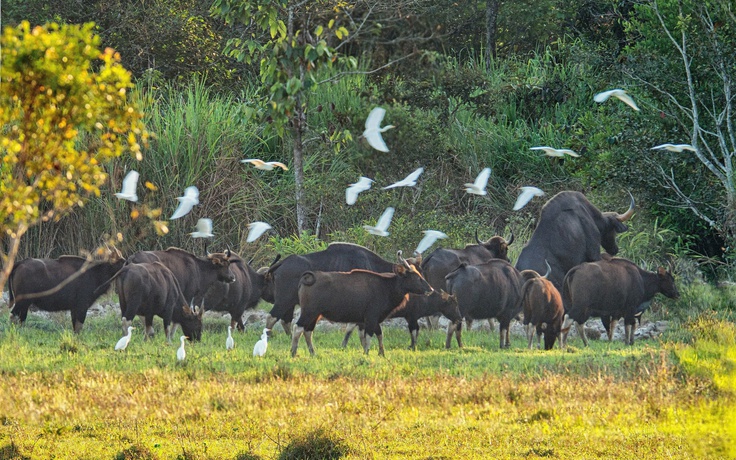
[475,228,483,245]
[617,191,635,222]
[506,231,514,246]
[542,260,551,278]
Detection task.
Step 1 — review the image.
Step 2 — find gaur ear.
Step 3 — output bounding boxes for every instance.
[182,305,193,315]
[394,264,407,275]
[658,267,667,276]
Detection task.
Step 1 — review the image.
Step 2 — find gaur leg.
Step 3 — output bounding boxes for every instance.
[426,314,440,330]
[445,321,457,349]
[375,325,385,357]
[625,317,636,345]
[465,318,474,331]
[72,308,87,334]
[304,329,316,355]
[407,319,419,351]
[145,316,155,340]
[121,318,133,335]
[575,321,589,347]
[342,323,359,348]
[290,326,304,357]
[525,323,534,349]
[358,327,367,351]
[265,315,279,334]
[499,319,511,349]
[280,320,292,336]
[10,301,30,326]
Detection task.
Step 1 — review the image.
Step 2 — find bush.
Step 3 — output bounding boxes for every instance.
[277,428,349,460]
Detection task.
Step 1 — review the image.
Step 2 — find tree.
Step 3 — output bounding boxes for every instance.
[0,21,150,294]
[624,0,736,248]
[212,0,354,232]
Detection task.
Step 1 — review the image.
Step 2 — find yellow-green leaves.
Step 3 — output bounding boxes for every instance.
[0,21,150,235]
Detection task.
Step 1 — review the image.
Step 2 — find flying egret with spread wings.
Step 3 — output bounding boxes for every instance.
[530,146,580,158]
[363,107,395,152]
[464,167,492,196]
[513,186,545,211]
[170,185,200,220]
[651,143,696,152]
[594,89,640,111]
[241,159,289,171]
[114,170,139,202]
[383,167,424,190]
[363,207,395,236]
[246,221,272,243]
[346,176,374,205]
[415,230,448,255]
[190,218,214,238]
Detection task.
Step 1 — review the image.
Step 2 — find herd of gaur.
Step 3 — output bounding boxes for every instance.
[5,190,680,355]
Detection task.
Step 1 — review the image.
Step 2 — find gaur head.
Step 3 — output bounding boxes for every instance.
[395,251,434,296]
[598,192,635,256]
[180,303,204,341]
[207,251,236,283]
[474,229,513,262]
[657,267,680,299]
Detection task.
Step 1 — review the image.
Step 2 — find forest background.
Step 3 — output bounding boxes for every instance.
[2,0,735,281]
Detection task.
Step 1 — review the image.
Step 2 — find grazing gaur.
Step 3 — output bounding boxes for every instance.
[561,256,679,346]
[444,259,524,349]
[115,261,204,342]
[421,230,513,330]
[127,247,235,306]
[515,191,635,290]
[8,251,125,333]
[203,252,277,331]
[519,263,565,350]
[291,255,434,357]
[262,243,399,335]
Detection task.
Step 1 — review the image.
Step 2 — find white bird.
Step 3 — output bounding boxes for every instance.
[530,146,580,158]
[226,326,234,351]
[383,167,424,190]
[246,221,272,243]
[177,335,188,361]
[241,159,289,171]
[170,185,200,220]
[253,328,269,357]
[464,167,492,196]
[363,107,395,152]
[651,143,696,152]
[594,89,640,111]
[415,230,448,255]
[190,218,214,238]
[346,176,374,205]
[513,186,546,211]
[114,170,139,202]
[115,326,135,351]
[363,207,395,236]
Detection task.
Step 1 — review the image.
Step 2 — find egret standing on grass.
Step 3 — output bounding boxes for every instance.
[363,107,395,152]
[383,167,424,190]
[594,89,640,111]
[253,328,269,357]
[464,167,492,196]
[246,221,272,243]
[346,176,374,205]
[190,218,214,238]
[363,207,395,237]
[115,326,135,351]
[114,170,140,202]
[170,185,200,219]
[226,326,234,351]
[177,336,188,361]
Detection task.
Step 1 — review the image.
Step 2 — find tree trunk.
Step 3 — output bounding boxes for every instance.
[485,0,500,66]
[293,103,307,232]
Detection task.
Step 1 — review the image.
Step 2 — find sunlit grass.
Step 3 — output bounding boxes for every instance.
[0,310,733,459]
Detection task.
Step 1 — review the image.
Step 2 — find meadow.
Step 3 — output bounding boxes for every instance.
[0,303,733,460]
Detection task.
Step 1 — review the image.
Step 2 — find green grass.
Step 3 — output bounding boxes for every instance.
[0,308,734,459]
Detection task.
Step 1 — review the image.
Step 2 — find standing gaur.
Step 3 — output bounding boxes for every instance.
[561,255,679,346]
[515,191,635,291]
[291,253,434,357]
[519,263,565,350]
[8,249,125,333]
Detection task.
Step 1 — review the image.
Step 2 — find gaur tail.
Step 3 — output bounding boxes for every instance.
[300,271,317,287]
[7,266,16,308]
[93,264,126,298]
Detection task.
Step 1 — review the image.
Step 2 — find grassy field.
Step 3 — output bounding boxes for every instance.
[0,308,733,459]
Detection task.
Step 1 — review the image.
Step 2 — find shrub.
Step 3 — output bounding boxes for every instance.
[277,428,349,460]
